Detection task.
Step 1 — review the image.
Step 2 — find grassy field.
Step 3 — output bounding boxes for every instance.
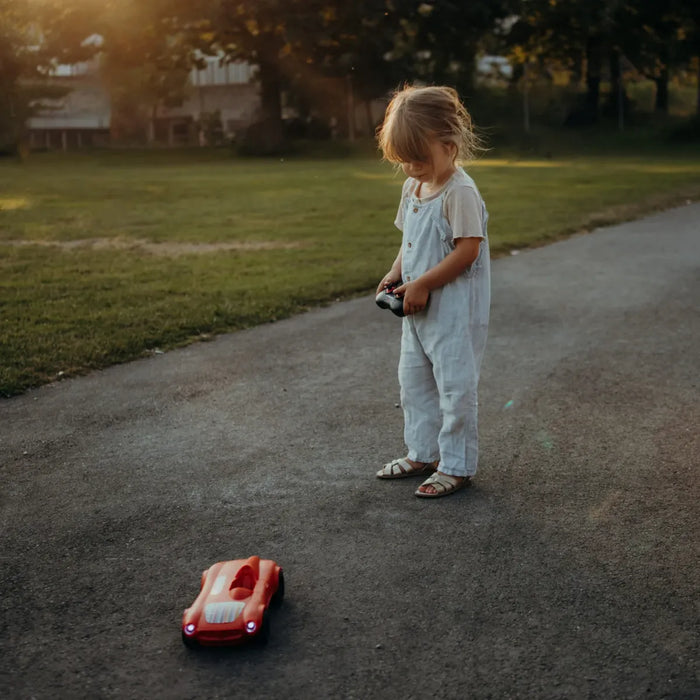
[2,143,700,396]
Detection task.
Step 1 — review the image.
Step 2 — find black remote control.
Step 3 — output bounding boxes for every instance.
[375,280,406,317]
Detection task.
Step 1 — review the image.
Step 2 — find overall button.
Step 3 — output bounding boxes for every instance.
[406,275,411,281]
[413,207,419,213]
[407,242,412,248]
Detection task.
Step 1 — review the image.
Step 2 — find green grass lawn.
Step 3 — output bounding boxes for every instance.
[2,144,700,396]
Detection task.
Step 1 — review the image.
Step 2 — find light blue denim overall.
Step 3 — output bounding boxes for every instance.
[398,168,490,477]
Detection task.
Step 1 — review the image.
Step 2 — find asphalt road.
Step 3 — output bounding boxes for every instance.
[1,203,699,700]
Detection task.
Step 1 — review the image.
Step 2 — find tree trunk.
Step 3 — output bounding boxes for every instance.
[4,89,29,158]
[607,50,626,129]
[253,35,284,153]
[522,62,530,134]
[346,75,355,142]
[148,103,157,144]
[654,67,669,113]
[365,99,374,137]
[584,37,602,122]
[259,58,282,126]
[585,74,601,119]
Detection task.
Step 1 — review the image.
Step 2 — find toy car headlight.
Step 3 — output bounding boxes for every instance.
[245,621,257,634]
[184,623,196,636]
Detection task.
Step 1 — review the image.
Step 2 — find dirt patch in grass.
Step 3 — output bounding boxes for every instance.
[0,238,305,256]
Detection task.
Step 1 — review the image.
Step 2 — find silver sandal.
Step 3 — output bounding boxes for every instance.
[376,458,438,480]
[415,472,470,498]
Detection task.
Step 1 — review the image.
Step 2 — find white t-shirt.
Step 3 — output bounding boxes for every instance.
[394,170,484,240]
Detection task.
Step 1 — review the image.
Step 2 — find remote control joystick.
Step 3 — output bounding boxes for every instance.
[375,280,406,317]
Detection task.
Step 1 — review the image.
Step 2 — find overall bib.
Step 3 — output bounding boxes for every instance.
[398,169,490,477]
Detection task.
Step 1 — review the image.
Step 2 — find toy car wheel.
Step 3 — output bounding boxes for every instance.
[271,570,285,607]
[254,611,270,646]
[181,630,197,649]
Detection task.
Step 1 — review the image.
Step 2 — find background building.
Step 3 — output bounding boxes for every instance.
[28,54,260,149]
[27,56,111,150]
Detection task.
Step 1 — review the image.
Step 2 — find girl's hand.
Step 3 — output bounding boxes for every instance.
[393,280,430,315]
[376,270,402,295]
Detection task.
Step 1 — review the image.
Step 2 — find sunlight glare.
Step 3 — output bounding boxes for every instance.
[0,197,30,211]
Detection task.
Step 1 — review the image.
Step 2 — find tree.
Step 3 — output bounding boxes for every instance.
[631,0,700,114]
[158,0,518,149]
[387,0,518,96]
[171,1,348,151]
[0,0,96,154]
[96,0,194,143]
[508,0,638,124]
[682,6,700,115]
[292,1,413,136]
[673,2,700,115]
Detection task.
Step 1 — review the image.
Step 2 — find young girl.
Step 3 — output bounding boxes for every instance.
[375,85,490,498]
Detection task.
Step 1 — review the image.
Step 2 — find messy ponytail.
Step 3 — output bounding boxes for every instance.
[377,85,484,165]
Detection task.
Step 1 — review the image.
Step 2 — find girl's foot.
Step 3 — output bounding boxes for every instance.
[376,457,438,479]
[415,471,470,497]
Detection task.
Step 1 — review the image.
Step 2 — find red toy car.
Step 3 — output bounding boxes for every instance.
[181,556,284,646]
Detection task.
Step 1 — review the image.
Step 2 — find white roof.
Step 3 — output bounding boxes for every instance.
[28,115,109,129]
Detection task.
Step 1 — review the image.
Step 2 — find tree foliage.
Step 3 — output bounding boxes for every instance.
[630,0,700,111]
[176,0,519,147]
[177,1,349,149]
[0,0,97,152]
[96,0,193,141]
[4,0,700,151]
[388,0,519,95]
[509,0,700,121]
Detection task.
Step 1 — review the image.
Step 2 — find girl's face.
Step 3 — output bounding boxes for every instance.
[401,140,456,186]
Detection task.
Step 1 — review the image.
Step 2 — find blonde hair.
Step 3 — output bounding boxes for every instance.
[377,85,482,165]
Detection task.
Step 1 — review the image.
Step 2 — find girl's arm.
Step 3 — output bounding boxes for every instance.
[376,248,403,294]
[395,237,481,314]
